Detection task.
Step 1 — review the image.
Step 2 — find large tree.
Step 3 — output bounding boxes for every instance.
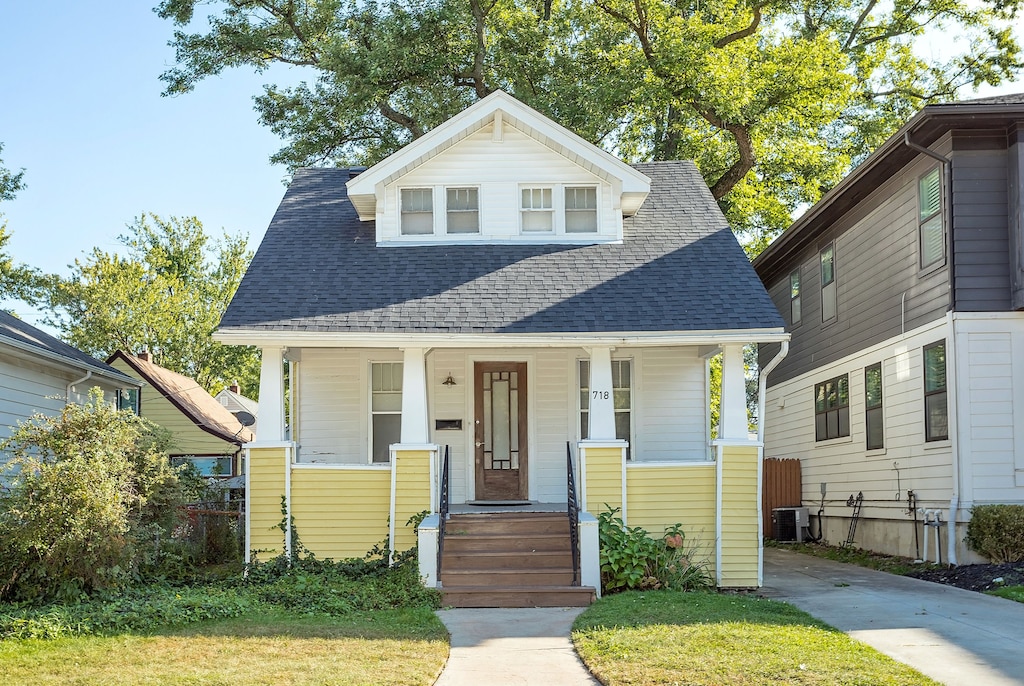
[0,143,40,302]
[157,0,1022,245]
[0,143,25,202]
[36,214,260,395]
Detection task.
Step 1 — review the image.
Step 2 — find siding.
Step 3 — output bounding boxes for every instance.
[763,148,952,385]
[951,147,1011,311]
[392,450,432,552]
[583,446,624,515]
[1010,136,1024,309]
[248,447,288,559]
[295,348,371,464]
[636,348,708,460]
[379,125,619,241]
[290,466,392,559]
[718,445,760,587]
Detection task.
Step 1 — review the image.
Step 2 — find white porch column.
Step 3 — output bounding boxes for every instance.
[720,343,748,441]
[257,346,286,443]
[587,346,617,441]
[400,347,429,444]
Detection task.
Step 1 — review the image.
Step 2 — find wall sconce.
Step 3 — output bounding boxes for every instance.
[442,373,457,387]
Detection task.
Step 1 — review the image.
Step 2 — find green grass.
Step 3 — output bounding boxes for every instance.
[573,591,940,685]
[0,608,449,685]
[987,585,1024,603]
[767,541,942,576]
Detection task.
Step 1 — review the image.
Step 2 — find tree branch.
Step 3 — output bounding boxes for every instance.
[843,0,879,50]
[378,101,424,138]
[698,107,756,199]
[714,5,763,49]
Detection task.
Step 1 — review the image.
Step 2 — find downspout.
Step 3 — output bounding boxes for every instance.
[66,370,92,403]
[903,132,954,312]
[757,342,789,444]
[756,340,789,587]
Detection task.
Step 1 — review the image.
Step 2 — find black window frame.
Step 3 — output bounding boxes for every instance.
[918,167,945,270]
[923,341,948,442]
[118,387,140,415]
[814,374,850,442]
[820,243,836,323]
[865,362,883,450]
[789,269,801,326]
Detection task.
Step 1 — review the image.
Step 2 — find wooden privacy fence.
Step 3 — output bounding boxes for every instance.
[762,458,802,540]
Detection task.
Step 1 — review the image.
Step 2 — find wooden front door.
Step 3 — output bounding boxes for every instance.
[474,362,528,501]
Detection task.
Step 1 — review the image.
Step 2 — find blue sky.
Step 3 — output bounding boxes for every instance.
[1,2,1022,325]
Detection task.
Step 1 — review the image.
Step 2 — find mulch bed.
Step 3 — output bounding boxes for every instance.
[905,562,1024,592]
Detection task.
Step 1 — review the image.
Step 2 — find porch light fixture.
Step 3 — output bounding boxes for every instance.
[442,373,457,387]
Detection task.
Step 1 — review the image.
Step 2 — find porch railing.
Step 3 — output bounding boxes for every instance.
[566,441,581,586]
[437,445,450,582]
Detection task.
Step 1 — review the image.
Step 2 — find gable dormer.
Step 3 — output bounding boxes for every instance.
[346,91,651,245]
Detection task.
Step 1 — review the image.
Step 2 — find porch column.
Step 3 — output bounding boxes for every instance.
[400,347,429,444]
[720,343,748,440]
[587,346,617,440]
[257,346,286,443]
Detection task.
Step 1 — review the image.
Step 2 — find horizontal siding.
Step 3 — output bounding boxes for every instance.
[719,446,759,588]
[290,467,392,559]
[636,348,707,460]
[626,464,717,569]
[534,350,572,501]
[393,450,432,552]
[248,447,289,559]
[296,349,374,464]
[584,447,624,515]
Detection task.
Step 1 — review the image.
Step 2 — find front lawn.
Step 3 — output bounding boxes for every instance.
[0,608,447,686]
[573,591,939,686]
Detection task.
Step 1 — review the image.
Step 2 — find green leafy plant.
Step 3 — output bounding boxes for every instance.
[966,505,1024,563]
[597,507,712,594]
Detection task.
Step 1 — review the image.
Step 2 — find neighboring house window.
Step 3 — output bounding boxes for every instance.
[446,187,479,234]
[579,359,632,458]
[865,363,883,450]
[814,374,849,441]
[919,167,944,268]
[171,455,232,477]
[790,269,801,325]
[521,187,553,233]
[371,362,403,463]
[565,187,598,233]
[820,243,836,322]
[117,387,140,415]
[400,188,433,235]
[923,341,948,441]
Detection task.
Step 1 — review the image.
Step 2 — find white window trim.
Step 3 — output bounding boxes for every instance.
[443,185,482,236]
[520,183,601,236]
[520,185,555,235]
[369,360,404,464]
[399,187,435,237]
[577,356,634,459]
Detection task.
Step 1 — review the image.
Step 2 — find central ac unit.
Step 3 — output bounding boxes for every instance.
[773,507,810,542]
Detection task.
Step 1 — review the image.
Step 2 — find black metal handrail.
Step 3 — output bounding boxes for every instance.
[566,441,581,586]
[436,445,450,582]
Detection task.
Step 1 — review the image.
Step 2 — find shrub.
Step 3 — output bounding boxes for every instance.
[597,507,713,594]
[966,505,1024,563]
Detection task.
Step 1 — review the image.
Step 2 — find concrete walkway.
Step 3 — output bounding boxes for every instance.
[434,607,599,686]
[762,547,1024,686]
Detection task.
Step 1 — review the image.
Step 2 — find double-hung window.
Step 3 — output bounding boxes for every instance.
[923,341,948,441]
[118,387,140,415]
[919,168,944,268]
[446,187,479,234]
[579,359,632,458]
[820,243,836,322]
[521,187,554,233]
[400,188,433,235]
[565,187,598,233]
[790,270,801,325]
[814,374,849,441]
[370,362,403,463]
[865,363,883,450]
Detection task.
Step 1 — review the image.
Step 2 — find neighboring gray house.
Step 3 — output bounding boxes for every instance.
[215,383,259,440]
[0,310,141,467]
[754,94,1024,564]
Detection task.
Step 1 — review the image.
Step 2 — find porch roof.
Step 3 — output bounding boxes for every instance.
[219,161,784,338]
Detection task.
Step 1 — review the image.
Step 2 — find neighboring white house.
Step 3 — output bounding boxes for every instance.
[215,383,259,439]
[0,310,141,468]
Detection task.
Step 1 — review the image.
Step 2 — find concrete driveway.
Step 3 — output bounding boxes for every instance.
[762,547,1024,686]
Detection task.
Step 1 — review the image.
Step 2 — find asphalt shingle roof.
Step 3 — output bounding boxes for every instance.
[220,161,784,334]
[0,310,138,384]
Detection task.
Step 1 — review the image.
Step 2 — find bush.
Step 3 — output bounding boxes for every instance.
[0,388,193,602]
[597,507,713,594]
[966,505,1024,563]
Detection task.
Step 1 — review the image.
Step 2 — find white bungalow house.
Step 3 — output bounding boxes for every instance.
[217,91,788,606]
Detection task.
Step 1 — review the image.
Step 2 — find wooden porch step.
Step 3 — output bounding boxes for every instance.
[441,568,576,587]
[443,532,570,553]
[446,512,569,536]
[442,585,596,608]
[441,549,572,570]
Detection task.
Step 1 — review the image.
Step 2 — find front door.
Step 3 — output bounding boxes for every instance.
[474,362,528,501]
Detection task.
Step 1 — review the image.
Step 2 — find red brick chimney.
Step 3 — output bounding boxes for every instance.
[137,351,151,362]
[229,383,240,394]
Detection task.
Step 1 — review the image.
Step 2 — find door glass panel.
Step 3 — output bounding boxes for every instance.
[492,379,510,469]
[483,384,492,468]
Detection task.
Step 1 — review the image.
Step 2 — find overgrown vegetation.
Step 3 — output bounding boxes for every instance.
[765,540,943,576]
[966,505,1024,563]
[0,390,221,603]
[573,591,939,685]
[597,507,712,593]
[988,586,1024,603]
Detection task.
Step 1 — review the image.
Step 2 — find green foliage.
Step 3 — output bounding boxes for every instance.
[966,505,1024,563]
[0,390,194,602]
[0,142,25,203]
[988,585,1024,603]
[597,507,712,594]
[156,0,1022,243]
[33,213,260,395]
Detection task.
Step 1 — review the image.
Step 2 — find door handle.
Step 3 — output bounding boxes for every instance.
[475,442,485,447]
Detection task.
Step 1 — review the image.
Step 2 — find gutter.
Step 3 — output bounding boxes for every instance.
[66,370,92,403]
[0,335,139,389]
[757,342,789,444]
[902,132,954,312]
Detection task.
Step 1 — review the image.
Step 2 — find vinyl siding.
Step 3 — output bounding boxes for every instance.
[295,348,371,464]
[583,446,624,515]
[290,466,392,559]
[636,348,708,460]
[392,450,432,552]
[718,445,760,587]
[247,447,288,559]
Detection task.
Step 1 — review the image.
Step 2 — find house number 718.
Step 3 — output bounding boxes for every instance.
[592,390,610,400]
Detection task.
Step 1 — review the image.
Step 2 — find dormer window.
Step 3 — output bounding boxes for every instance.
[521,188,554,233]
[446,187,480,234]
[565,186,598,233]
[400,188,433,235]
